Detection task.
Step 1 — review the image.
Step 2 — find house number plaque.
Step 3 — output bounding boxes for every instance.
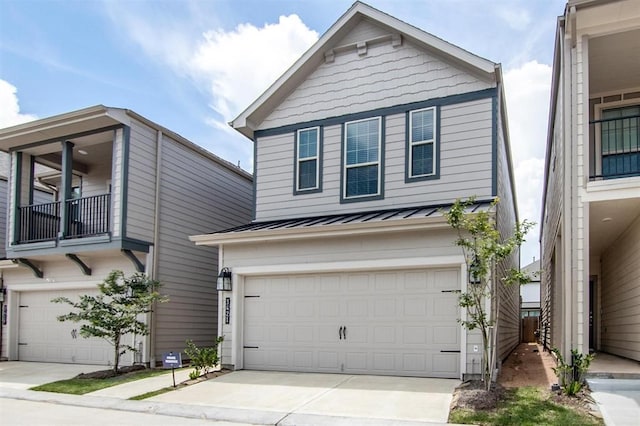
[225,297,231,325]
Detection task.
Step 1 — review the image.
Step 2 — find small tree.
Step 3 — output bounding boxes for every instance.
[445,197,533,390]
[52,270,167,374]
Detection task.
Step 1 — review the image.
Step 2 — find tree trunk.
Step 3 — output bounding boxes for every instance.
[113,335,120,374]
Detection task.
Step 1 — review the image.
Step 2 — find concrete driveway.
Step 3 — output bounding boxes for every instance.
[149,370,460,424]
[0,361,101,389]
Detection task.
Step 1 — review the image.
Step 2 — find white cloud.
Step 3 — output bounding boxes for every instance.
[504,60,552,265]
[0,79,37,128]
[189,15,319,120]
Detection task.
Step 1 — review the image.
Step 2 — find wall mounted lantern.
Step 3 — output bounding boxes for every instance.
[216,267,232,291]
[468,256,482,285]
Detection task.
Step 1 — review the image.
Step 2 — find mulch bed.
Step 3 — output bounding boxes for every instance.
[75,364,147,379]
[450,380,506,411]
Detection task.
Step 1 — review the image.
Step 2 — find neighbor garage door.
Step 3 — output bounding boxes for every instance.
[243,269,461,378]
[18,290,113,365]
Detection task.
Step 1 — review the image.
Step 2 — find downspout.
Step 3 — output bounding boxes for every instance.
[148,129,163,366]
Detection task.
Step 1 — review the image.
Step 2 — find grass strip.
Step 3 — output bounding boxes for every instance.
[30,368,180,395]
[129,386,176,400]
[449,387,602,426]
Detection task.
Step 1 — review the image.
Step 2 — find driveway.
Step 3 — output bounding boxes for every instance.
[149,370,460,424]
[0,361,101,389]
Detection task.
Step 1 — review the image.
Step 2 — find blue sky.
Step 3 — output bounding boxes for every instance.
[0,0,566,263]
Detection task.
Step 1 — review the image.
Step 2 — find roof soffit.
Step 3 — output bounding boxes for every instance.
[232,1,497,139]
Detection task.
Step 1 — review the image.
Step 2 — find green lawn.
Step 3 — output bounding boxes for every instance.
[30,368,182,395]
[449,387,602,426]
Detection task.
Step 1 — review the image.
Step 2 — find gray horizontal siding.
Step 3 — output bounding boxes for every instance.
[261,33,492,130]
[153,134,252,358]
[125,120,157,242]
[255,98,493,220]
[601,214,640,361]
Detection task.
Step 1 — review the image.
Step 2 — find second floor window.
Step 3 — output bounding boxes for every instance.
[344,117,381,199]
[296,127,320,191]
[408,107,436,178]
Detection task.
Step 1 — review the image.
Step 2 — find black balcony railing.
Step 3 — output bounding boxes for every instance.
[590,113,640,180]
[65,193,111,238]
[18,201,61,243]
[16,193,111,244]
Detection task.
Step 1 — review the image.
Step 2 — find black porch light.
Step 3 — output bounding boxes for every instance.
[216,267,232,291]
[468,256,482,285]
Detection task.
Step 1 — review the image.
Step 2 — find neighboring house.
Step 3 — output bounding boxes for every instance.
[521,259,541,318]
[191,2,520,380]
[0,106,253,365]
[520,259,540,343]
[541,0,640,362]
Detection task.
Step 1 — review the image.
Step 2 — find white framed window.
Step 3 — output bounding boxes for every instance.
[343,117,381,199]
[408,107,436,178]
[295,127,320,192]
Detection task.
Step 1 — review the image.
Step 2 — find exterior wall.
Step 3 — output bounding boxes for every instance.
[82,161,112,198]
[541,26,567,353]
[255,96,494,220]
[0,252,140,361]
[218,228,469,373]
[260,35,492,130]
[111,128,124,238]
[495,94,520,362]
[600,213,640,361]
[153,134,253,360]
[0,178,6,259]
[125,120,157,242]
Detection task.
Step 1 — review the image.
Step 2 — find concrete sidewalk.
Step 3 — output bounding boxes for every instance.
[87,367,193,399]
[587,378,640,426]
[1,369,461,425]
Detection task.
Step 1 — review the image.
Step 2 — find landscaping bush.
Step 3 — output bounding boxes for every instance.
[184,336,224,378]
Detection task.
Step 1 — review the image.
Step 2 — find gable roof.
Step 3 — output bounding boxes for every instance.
[231,1,498,140]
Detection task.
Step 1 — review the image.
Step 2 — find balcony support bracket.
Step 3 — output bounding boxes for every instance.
[65,254,91,276]
[121,249,145,273]
[12,258,43,279]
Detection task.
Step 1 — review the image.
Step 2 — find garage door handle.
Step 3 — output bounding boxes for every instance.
[343,326,347,340]
[339,326,343,340]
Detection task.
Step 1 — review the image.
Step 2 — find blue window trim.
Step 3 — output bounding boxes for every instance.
[405,106,440,182]
[293,126,323,195]
[340,116,385,203]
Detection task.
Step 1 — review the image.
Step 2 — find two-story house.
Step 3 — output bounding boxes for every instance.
[191,2,521,380]
[541,0,640,363]
[0,106,253,366]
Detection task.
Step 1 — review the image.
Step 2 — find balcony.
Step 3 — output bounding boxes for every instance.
[589,110,640,181]
[16,194,111,244]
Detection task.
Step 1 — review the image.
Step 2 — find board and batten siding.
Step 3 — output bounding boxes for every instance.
[219,228,466,367]
[125,120,157,242]
[494,97,520,363]
[0,178,7,259]
[600,214,640,361]
[153,134,252,359]
[255,98,494,221]
[260,29,492,130]
[111,128,124,238]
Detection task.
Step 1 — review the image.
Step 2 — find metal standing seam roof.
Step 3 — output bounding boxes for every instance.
[212,200,493,236]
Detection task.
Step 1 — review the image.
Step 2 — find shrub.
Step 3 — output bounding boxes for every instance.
[552,348,594,396]
[184,336,224,378]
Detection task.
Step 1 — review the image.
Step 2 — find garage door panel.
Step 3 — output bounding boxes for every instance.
[18,290,115,365]
[243,268,461,378]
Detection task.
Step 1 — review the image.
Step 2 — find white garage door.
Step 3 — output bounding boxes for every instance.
[18,290,115,365]
[243,269,461,378]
